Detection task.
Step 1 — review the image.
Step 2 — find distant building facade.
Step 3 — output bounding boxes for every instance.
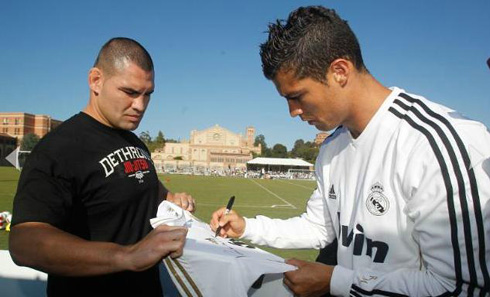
[151,125,261,172]
[0,112,62,141]
[314,132,329,145]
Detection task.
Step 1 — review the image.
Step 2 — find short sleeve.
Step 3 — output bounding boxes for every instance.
[12,149,74,228]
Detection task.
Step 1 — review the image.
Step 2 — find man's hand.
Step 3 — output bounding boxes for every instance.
[9,222,187,277]
[210,207,245,238]
[166,192,195,213]
[283,259,333,297]
[122,225,187,272]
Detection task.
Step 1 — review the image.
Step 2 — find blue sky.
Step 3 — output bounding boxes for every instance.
[1,0,489,150]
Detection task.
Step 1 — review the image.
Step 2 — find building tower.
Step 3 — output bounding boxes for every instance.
[246,126,255,147]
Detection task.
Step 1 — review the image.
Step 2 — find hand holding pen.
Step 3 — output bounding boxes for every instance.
[211,196,246,238]
[215,196,235,237]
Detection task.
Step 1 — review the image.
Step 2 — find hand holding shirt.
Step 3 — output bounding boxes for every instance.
[151,201,296,297]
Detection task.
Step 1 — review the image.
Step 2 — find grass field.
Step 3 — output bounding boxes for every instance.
[0,167,19,250]
[0,166,319,261]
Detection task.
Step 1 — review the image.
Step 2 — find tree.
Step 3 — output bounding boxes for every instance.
[138,131,161,152]
[289,139,319,163]
[291,139,305,158]
[263,148,273,157]
[301,141,319,163]
[271,143,288,158]
[139,131,152,145]
[154,131,165,149]
[155,130,165,143]
[254,134,267,155]
[20,133,40,151]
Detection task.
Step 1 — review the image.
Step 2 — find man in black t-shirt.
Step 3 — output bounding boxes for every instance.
[9,37,195,297]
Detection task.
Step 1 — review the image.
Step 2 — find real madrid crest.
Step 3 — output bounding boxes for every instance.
[366,182,389,216]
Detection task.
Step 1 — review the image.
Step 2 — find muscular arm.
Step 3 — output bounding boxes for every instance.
[9,179,191,277]
[9,222,187,276]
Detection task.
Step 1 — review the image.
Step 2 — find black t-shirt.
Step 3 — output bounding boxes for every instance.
[13,112,163,296]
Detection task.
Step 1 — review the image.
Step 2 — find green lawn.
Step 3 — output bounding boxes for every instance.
[0,166,320,261]
[0,166,19,250]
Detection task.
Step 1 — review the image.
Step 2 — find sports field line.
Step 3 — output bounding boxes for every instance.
[248,179,297,209]
[275,179,316,190]
[195,202,288,209]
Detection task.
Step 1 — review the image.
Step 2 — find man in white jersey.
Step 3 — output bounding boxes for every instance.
[211,6,490,297]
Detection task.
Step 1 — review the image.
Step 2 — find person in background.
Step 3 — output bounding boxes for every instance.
[9,37,195,297]
[211,6,490,296]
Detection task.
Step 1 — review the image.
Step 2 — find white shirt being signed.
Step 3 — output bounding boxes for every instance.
[151,201,295,297]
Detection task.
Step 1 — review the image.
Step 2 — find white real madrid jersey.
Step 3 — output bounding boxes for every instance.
[242,87,490,296]
[151,201,296,297]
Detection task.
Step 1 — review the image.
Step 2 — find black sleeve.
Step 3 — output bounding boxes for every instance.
[315,239,337,297]
[11,150,74,228]
[315,238,338,265]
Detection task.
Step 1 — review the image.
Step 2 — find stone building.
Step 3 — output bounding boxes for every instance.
[151,125,261,173]
[314,131,329,145]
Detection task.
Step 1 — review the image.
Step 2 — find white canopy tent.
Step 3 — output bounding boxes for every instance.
[246,157,313,172]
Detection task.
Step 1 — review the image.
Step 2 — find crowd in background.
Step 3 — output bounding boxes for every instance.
[158,167,316,180]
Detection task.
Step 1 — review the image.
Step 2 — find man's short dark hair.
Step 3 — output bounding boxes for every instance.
[94,37,154,75]
[260,6,367,82]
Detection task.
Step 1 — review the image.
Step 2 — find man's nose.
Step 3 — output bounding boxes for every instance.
[132,95,149,112]
[288,100,303,117]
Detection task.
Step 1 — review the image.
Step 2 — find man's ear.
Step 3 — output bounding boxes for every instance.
[88,67,103,96]
[329,59,350,86]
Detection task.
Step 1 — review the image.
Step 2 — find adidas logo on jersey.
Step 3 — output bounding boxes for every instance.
[328,185,337,199]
